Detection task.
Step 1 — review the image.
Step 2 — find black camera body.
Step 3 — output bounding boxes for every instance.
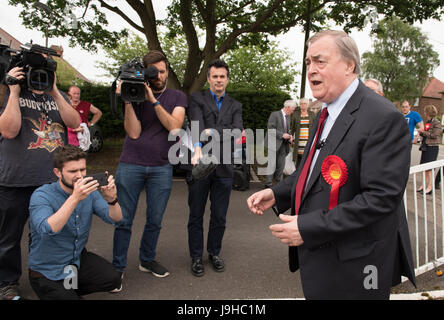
[0,42,59,92]
[119,59,158,102]
[110,58,159,118]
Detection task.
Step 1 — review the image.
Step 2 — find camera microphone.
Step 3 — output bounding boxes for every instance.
[316,139,326,149]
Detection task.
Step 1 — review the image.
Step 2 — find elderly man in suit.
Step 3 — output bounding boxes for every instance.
[364,78,384,96]
[247,30,415,299]
[264,100,296,188]
[186,59,243,277]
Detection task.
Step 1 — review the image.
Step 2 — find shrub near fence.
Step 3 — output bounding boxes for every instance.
[59,84,290,138]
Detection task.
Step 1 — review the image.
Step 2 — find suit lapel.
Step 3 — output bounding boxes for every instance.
[302,82,365,200]
[204,90,219,116]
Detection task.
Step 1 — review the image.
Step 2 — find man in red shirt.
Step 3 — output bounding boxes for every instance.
[68,86,102,127]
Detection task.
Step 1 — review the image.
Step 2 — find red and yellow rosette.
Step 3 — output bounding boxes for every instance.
[321,155,348,210]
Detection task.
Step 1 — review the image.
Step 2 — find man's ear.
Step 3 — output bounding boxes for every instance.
[53,167,61,179]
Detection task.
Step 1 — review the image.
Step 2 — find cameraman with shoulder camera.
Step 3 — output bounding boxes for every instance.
[0,53,80,299]
[112,50,187,279]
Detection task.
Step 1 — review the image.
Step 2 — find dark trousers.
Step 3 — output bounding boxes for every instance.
[187,172,233,258]
[29,249,121,300]
[0,186,37,286]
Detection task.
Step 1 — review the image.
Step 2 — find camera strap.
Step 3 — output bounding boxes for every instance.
[110,70,124,120]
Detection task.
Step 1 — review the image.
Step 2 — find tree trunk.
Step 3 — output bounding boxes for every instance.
[300,0,311,99]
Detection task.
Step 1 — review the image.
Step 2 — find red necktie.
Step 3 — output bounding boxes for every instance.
[294,107,329,215]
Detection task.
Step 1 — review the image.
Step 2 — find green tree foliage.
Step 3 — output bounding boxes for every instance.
[361,17,440,102]
[97,32,188,84]
[99,32,297,95]
[9,0,444,93]
[224,43,298,94]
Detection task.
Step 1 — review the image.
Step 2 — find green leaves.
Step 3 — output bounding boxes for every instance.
[9,0,128,51]
[9,0,444,93]
[361,16,439,102]
[224,41,299,94]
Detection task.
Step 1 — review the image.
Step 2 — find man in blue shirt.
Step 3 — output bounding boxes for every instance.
[28,145,123,300]
[186,59,243,277]
[402,100,424,143]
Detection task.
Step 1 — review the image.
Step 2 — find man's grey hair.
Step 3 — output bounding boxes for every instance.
[365,78,383,93]
[283,100,297,108]
[300,97,309,105]
[307,30,361,75]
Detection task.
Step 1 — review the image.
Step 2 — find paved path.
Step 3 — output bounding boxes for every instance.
[17,144,444,300]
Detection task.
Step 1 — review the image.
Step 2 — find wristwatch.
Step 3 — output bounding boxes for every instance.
[108,198,118,206]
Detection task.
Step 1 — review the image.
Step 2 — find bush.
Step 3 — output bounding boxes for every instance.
[60,84,290,137]
[228,89,291,131]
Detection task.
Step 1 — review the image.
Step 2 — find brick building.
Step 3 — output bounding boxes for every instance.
[417,77,444,120]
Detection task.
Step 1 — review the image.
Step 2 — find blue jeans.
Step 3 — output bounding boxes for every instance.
[112,162,173,272]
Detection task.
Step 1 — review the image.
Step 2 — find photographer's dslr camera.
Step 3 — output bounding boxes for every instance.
[0,42,59,92]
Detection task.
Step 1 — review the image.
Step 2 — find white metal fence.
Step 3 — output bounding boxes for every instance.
[404,159,444,277]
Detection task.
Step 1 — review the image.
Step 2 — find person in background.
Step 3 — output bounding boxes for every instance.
[364,78,384,96]
[68,86,102,127]
[417,104,442,194]
[264,100,295,188]
[290,97,316,170]
[401,100,424,144]
[186,59,242,277]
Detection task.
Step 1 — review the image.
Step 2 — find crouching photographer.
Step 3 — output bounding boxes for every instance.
[0,42,80,300]
[111,50,187,278]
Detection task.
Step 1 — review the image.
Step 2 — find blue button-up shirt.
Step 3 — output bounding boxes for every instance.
[28,181,116,281]
[210,90,225,112]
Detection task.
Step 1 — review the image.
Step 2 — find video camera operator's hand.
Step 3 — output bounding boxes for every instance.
[72,177,99,202]
[144,83,156,104]
[46,72,61,97]
[6,67,25,94]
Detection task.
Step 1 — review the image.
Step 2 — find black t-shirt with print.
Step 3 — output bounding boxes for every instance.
[0,88,68,187]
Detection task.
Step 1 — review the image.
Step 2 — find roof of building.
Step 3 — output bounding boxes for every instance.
[0,27,22,50]
[422,77,444,99]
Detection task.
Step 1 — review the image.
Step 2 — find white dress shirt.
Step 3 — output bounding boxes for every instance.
[306,78,359,184]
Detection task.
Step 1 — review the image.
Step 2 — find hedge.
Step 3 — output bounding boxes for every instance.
[60,84,291,137]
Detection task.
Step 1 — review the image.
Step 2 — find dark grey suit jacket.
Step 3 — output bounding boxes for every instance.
[187,90,243,178]
[272,81,416,299]
[265,110,291,154]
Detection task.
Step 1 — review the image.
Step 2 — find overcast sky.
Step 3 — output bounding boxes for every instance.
[1,1,443,99]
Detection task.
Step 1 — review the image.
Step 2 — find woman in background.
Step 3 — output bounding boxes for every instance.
[417,104,442,194]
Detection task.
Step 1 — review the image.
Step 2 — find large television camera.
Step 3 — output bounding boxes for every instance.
[0,42,60,92]
[110,58,158,118]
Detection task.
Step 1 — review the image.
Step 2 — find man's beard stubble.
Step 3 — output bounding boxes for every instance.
[61,174,77,190]
[149,77,167,92]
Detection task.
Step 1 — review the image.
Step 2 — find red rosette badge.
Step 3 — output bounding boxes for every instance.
[321,155,348,210]
[425,123,431,131]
